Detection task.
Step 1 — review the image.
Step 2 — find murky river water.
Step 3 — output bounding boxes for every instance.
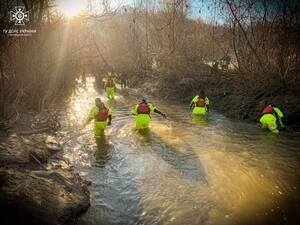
[60,77,300,225]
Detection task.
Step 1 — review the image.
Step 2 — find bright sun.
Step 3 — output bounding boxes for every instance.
[56,0,86,17]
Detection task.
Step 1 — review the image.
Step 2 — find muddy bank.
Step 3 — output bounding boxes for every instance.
[0,112,90,225]
[132,69,300,131]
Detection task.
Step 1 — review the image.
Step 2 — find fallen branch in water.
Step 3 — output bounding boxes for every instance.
[29,153,48,170]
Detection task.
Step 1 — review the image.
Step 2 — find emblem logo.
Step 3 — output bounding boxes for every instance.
[10,6,29,25]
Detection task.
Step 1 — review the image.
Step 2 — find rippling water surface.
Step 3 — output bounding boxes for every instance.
[60,77,300,225]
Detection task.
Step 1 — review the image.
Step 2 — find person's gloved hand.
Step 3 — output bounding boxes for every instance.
[161,113,167,119]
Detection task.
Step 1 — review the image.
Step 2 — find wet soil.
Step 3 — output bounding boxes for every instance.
[0,112,90,225]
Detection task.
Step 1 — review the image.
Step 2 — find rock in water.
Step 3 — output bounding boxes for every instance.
[45,135,62,151]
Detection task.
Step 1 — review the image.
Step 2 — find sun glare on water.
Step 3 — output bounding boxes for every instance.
[56,0,86,17]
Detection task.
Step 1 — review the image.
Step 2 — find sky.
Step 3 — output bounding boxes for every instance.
[54,0,223,22]
[188,0,218,21]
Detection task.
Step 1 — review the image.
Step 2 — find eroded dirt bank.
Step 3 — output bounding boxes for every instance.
[0,112,90,225]
[131,69,300,131]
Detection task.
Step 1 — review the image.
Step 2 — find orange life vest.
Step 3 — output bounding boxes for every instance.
[106,78,114,87]
[95,107,109,121]
[137,103,150,114]
[262,105,274,115]
[196,98,206,107]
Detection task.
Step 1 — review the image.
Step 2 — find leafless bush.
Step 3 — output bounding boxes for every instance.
[1,0,299,121]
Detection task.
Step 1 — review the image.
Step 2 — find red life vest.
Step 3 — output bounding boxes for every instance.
[196,98,206,107]
[95,107,109,121]
[106,79,114,87]
[262,105,274,115]
[137,103,150,114]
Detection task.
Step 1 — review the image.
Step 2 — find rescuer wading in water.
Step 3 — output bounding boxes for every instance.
[83,98,112,138]
[131,98,167,129]
[104,73,116,99]
[259,105,284,133]
[190,91,210,115]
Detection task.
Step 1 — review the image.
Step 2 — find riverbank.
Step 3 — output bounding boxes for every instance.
[0,111,90,225]
[131,68,300,131]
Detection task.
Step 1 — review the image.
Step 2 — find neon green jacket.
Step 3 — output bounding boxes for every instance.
[85,105,112,124]
[273,107,284,127]
[131,102,158,129]
[131,103,156,115]
[259,107,284,133]
[190,95,210,115]
[191,95,209,106]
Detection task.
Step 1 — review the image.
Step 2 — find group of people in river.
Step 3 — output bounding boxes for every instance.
[83,73,285,138]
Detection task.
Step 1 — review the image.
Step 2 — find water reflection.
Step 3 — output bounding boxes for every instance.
[106,98,116,110]
[134,128,152,144]
[192,114,208,127]
[94,137,114,168]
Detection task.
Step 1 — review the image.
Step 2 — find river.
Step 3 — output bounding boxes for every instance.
[59,77,300,225]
